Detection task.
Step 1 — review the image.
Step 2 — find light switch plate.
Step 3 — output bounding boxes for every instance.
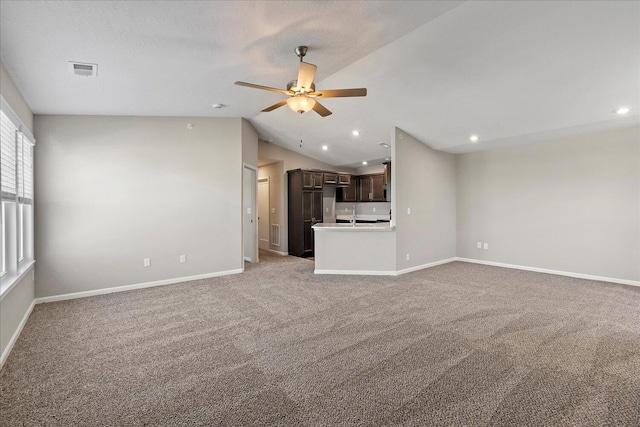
[180,255,186,263]
[484,243,489,250]
[271,208,275,214]
[144,258,151,267]
[477,242,482,249]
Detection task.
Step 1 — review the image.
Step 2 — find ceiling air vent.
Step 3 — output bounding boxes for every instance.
[69,61,98,77]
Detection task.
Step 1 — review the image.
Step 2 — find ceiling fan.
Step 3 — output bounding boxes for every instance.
[234,46,367,117]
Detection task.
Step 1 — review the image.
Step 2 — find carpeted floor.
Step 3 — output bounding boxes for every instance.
[1,251,639,426]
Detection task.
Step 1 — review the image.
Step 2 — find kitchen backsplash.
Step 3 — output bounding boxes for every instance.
[336,202,391,216]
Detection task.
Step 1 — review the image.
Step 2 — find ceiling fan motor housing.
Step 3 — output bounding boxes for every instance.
[287,80,315,94]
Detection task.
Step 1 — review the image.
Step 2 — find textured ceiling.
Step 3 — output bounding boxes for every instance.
[1,0,638,166]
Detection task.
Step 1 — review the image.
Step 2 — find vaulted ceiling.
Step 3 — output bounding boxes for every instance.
[1,1,638,167]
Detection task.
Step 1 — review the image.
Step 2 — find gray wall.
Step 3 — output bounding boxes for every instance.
[394,127,457,271]
[456,126,640,281]
[0,62,35,365]
[34,115,245,298]
[241,119,258,168]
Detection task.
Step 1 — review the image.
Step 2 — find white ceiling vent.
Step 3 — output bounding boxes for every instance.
[69,61,97,77]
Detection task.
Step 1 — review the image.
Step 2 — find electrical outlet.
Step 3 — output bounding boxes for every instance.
[406,253,410,261]
[407,207,411,215]
[373,207,376,212]
[143,258,151,267]
[477,241,482,249]
[326,207,328,212]
[180,255,186,263]
[484,243,489,250]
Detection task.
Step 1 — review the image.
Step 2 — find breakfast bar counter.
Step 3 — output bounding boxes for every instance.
[312,223,396,275]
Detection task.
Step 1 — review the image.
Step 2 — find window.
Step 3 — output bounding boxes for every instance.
[1,203,5,277]
[0,97,35,285]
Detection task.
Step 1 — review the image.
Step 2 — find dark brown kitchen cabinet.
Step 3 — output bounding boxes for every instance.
[371,175,386,201]
[358,176,372,202]
[323,173,338,185]
[303,171,323,189]
[357,174,386,202]
[336,177,357,202]
[288,169,323,257]
[337,174,351,187]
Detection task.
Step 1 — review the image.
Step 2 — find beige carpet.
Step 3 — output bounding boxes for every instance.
[1,251,639,426]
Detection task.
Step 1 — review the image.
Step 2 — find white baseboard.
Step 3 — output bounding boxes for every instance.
[395,257,458,276]
[456,258,640,287]
[314,269,396,276]
[0,299,35,370]
[267,249,288,256]
[314,257,458,276]
[34,269,244,304]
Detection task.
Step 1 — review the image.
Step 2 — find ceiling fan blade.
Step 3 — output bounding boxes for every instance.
[261,99,288,112]
[312,100,332,117]
[235,81,291,95]
[297,62,317,91]
[311,88,367,98]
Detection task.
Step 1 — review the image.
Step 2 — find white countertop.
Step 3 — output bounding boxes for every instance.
[313,223,395,231]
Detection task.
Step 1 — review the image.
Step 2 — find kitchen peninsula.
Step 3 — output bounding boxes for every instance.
[287,164,391,258]
[312,222,396,275]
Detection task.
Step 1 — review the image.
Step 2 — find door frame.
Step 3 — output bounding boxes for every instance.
[242,163,258,265]
[258,177,270,251]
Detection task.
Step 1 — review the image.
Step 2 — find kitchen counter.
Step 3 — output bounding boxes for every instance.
[313,223,394,231]
[312,223,396,275]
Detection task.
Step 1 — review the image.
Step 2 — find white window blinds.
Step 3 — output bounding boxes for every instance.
[1,110,18,201]
[1,108,34,203]
[21,138,33,203]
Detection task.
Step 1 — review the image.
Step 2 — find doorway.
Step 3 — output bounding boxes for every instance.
[258,178,270,251]
[243,165,257,263]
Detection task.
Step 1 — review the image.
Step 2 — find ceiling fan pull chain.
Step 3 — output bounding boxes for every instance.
[299,111,303,148]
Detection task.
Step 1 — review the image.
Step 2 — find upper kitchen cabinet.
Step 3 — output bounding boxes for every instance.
[358,174,386,202]
[302,171,323,189]
[337,174,351,187]
[323,173,338,185]
[371,175,386,201]
[336,177,357,202]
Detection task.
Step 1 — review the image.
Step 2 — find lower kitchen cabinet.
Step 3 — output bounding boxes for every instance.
[288,169,323,257]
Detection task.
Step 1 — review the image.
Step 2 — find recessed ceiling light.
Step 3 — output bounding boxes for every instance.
[616,107,630,115]
[212,104,224,109]
[362,161,368,165]
[378,142,391,148]
[352,130,360,136]
[322,145,328,151]
[469,135,479,142]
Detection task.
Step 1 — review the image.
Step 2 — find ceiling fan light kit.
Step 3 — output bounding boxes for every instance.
[235,46,367,117]
[287,95,316,113]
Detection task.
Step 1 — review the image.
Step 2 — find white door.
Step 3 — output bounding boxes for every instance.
[258,179,270,250]
[243,166,257,263]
